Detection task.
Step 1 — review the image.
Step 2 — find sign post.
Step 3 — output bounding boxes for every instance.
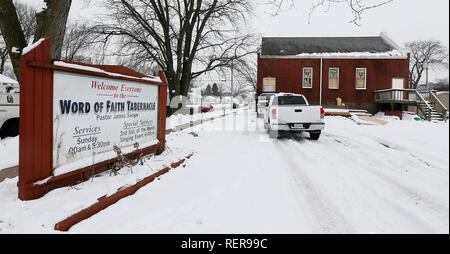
[18,37,167,200]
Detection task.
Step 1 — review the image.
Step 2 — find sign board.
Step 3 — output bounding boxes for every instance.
[18,37,167,200]
[53,71,159,173]
[263,77,276,92]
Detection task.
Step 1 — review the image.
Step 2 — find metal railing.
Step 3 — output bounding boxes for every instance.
[415,91,433,121]
[374,88,417,103]
[417,91,431,101]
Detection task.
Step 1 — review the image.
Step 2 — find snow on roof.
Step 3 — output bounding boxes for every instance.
[273,92,304,97]
[22,38,45,55]
[294,49,403,58]
[0,74,19,84]
[261,34,407,58]
[53,61,162,83]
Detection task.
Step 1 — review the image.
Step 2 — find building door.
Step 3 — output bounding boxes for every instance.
[392,78,404,101]
[392,78,404,89]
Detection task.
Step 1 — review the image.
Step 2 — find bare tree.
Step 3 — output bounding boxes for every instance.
[34,0,72,59]
[61,22,106,63]
[405,40,449,89]
[266,0,394,25]
[0,2,36,75]
[0,0,72,79]
[264,0,295,16]
[15,1,37,44]
[215,64,255,100]
[233,57,257,95]
[115,54,157,75]
[98,0,257,115]
[217,56,257,98]
[0,35,8,74]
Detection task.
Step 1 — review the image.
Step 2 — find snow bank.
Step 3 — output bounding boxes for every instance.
[374,111,422,121]
[0,140,193,233]
[402,112,422,121]
[0,136,18,170]
[374,112,400,121]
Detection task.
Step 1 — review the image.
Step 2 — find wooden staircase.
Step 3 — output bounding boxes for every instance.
[417,100,446,121]
[416,91,448,122]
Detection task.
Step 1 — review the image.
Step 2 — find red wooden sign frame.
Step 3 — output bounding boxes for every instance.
[18,37,167,200]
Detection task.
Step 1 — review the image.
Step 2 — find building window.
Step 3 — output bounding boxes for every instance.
[329,68,339,89]
[302,67,313,88]
[356,68,367,90]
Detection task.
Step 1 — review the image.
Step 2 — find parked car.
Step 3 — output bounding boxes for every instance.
[200,104,214,113]
[263,93,325,139]
[0,92,19,139]
[257,92,276,117]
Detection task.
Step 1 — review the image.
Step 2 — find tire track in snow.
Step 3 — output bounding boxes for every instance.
[324,132,448,213]
[305,133,448,232]
[273,139,355,234]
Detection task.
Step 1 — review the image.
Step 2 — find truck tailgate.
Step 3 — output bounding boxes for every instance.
[275,106,322,123]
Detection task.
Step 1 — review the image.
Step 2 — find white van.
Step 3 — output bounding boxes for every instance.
[0,92,19,139]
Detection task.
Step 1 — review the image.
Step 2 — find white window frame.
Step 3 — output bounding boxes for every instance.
[355,68,367,90]
[328,68,339,90]
[302,67,313,89]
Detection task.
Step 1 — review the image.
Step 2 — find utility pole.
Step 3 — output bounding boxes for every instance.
[231,59,234,110]
[220,72,225,116]
[425,62,429,91]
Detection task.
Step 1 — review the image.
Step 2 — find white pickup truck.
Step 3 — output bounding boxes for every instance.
[263,93,325,140]
[0,92,20,139]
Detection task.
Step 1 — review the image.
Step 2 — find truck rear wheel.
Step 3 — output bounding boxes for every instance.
[269,128,278,139]
[309,131,321,140]
[0,118,19,139]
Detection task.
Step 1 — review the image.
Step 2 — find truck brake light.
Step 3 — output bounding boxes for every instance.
[271,108,277,119]
[320,107,325,115]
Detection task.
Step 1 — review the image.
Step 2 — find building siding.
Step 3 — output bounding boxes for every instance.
[257,56,410,110]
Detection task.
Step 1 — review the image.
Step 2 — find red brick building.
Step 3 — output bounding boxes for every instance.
[257,33,410,113]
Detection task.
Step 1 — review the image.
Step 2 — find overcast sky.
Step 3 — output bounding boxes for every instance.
[21,0,449,81]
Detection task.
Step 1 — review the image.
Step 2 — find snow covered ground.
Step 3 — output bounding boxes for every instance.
[0,137,18,170]
[0,108,448,233]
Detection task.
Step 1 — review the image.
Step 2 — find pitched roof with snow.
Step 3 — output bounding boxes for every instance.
[260,34,406,58]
